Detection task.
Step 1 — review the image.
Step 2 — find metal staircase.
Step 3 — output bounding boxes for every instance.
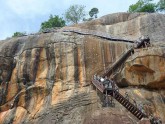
[101,36,150,77]
[92,79,147,120]
[91,36,162,123]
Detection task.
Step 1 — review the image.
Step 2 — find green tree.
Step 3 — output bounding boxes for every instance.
[40,15,65,30]
[64,4,86,24]
[157,0,165,12]
[12,32,26,37]
[89,8,99,18]
[128,0,156,13]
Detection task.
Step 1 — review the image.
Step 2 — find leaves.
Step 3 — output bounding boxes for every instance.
[12,32,26,37]
[157,0,165,12]
[128,0,165,13]
[89,8,99,18]
[64,4,86,24]
[40,15,66,30]
[128,0,156,13]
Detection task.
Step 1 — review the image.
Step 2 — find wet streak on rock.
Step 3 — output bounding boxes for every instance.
[8,60,14,82]
[82,41,86,84]
[25,87,32,112]
[23,50,32,85]
[77,45,85,86]
[74,44,79,83]
[15,53,24,93]
[60,42,67,81]
[12,39,26,56]
[0,82,9,105]
[54,43,61,81]
[45,46,52,90]
[83,42,87,80]
[0,58,14,105]
[59,42,63,81]
[111,43,116,63]
[109,44,113,64]
[10,41,22,56]
[53,44,56,82]
[83,40,89,81]
[31,48,41,83]
[100,42,106,72]
[13,91,21,109]
[2,58,15,82]
[65,43,68,83]
[23,50,33,111]
[46,43,56,85]
[103,42,111,67]
[65,43,75,82]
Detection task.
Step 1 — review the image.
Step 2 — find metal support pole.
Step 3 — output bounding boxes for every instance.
[105,90,108,107]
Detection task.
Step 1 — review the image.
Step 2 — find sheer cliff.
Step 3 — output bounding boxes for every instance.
[0,12,165,124]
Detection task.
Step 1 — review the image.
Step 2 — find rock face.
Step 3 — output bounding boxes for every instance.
[77,12,165,43]
[117,47,165,89]
[0,12,165,124]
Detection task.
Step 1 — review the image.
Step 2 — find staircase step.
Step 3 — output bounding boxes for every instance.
[132,110,138,115]
[138,114,143,120]
[127,105,132,110]
[134,111,140,116]
[130,108,136,113]
[92,81,146,120]
[122,100,126,104]
[120,99,124,105]
[137,113,142,118]
[125,103,129,108]
[130,106,134,111]
[124,102,128,106]
[118,97,122,101]
[118,98,123,103]
[120,99,125,104]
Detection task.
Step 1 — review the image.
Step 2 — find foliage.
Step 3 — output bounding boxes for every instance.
[12,32,26,37]
[89,8,99,18]
[64,4,86,24]
[128,0,157,13]
[40,15,65,30]
[157,0,165,12]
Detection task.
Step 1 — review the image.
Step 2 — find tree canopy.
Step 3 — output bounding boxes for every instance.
[89,8,99,18]
[157,0,165,12]
[128,0,165,13]
[12,32,26,37]
[64,4,86,24]
[40,15,65,30]
[128,0,156,13]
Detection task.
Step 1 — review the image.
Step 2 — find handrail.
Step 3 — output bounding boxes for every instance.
[91,79,147,120]
[101,37,150,78]
[91,36,152,120]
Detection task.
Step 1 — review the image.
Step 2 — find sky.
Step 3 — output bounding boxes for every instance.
[0,0,159,40]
